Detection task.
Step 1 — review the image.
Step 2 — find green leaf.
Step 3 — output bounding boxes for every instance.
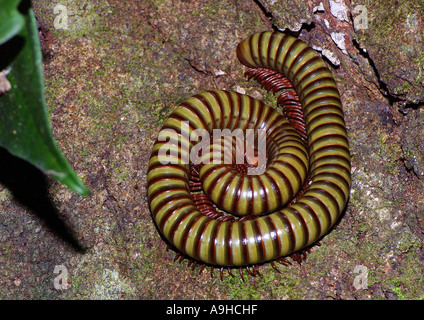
[0,0,25,45]
[0,3,90,196]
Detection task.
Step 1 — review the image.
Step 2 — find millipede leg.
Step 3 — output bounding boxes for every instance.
[198,264,206,275]
[173,252,181,262]
[276,257,292,267]
[190,261,198,271]
[270,261,281,273]
[227,267,235,278]
[254,264,261,276]
[245,66,307,141]
[187,259,195,268]
[239,267,245,282]
[220,267,224,281]
[291,253,303,265]
[245,266,256,277]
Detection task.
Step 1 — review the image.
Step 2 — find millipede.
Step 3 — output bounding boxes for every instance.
[147,31,351,279]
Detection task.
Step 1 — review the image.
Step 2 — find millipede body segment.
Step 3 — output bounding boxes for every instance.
[147,31,351,270]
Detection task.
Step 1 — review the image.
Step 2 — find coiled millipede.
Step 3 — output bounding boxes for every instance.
[147,31,351,279]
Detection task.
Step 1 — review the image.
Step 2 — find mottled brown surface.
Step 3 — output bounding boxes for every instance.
[0,0,423,300]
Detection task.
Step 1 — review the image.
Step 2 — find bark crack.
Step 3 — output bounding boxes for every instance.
[351,38,403,106]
